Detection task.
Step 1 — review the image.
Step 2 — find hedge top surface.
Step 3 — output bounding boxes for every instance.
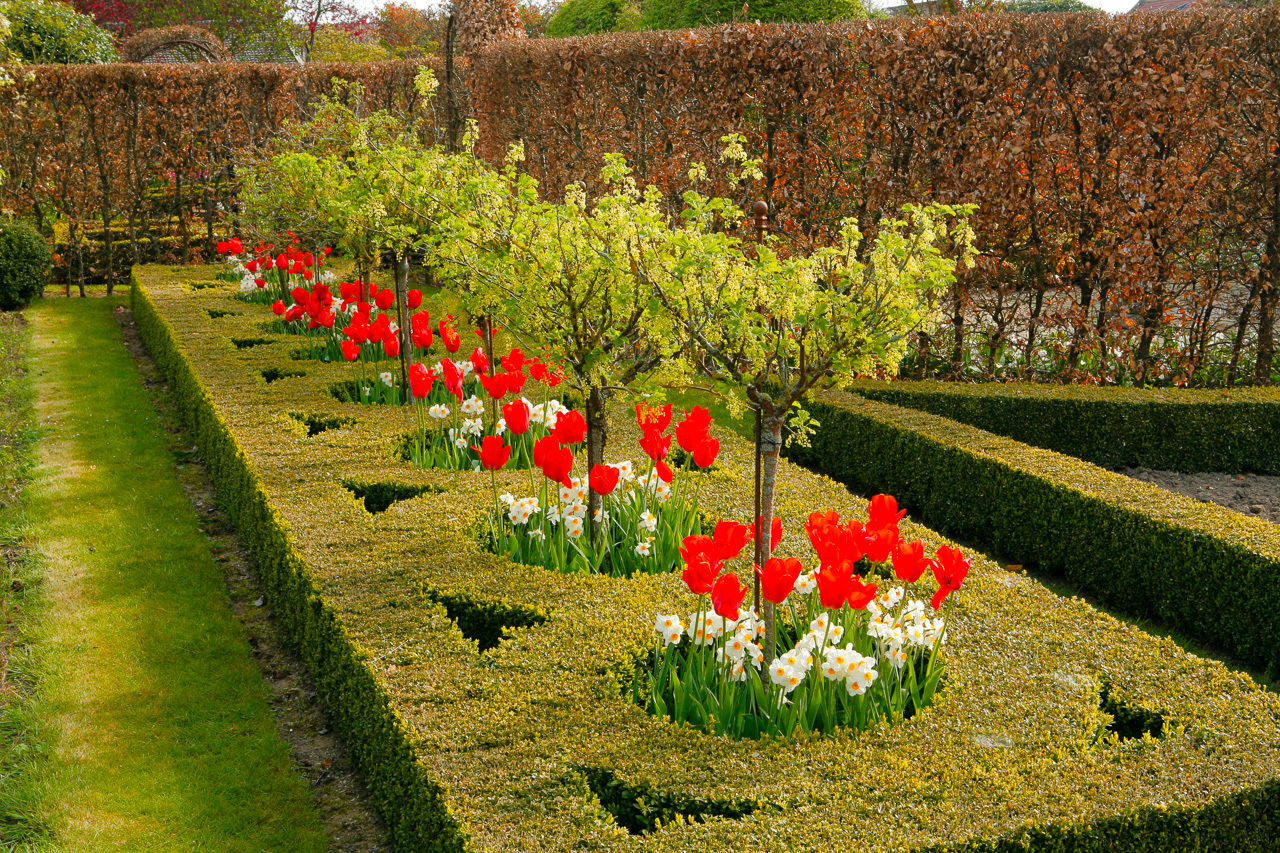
[850,378,1280,406]
[136,265,1280,852]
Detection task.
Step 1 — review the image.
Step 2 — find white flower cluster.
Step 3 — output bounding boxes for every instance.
[866,588,946,670]
[655,610,768,682]
[499,493,541,525]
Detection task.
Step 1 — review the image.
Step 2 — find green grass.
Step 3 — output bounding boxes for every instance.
[2,297,328,852]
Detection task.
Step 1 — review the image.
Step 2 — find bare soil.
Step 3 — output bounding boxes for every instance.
[1124,468,1280,524]
[112,303,391,853]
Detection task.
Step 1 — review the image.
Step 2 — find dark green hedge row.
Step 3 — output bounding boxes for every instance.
[130,273,469,852]
[850,380,1280,473]
[792,390,1280,678]
[131,265,1280,852]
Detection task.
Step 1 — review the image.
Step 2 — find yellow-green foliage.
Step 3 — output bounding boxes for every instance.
[132,265,1280,853]
[850,379,1280,474]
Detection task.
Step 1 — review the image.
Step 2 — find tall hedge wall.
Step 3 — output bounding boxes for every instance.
[848,380,1280,474]
[470,11,1280,386]
[0,60,442,290]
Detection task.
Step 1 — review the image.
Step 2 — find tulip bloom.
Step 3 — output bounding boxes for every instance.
[675,406,713,453]
[757,557,802,605]
[815,564,856,610]
[441,359,464,401]
[340,340,360,362]
[867,494,907,532]
[439,317,461,353]
[655,459,674,483]
[272,300,285,316]
[753,515,783,555]
[384,335,401,358]
[589,464,620,496]
[931,545,971,610]
[470,346,490,376]
[863,526,899,564]
[710,521,753,562]
[639,430,671,462]
[692,436,719,469]
[501,348,527,373]
[636,402,673,435]
[407,289,423,310]
[682,554,719,596]
[552,410,587,445]
[502,399,530,435]
[479,372,508,400]
[473,435,510,470]
[409,363,436,399]
[892,539,930,583]
[539,444,574,487]
[711,572,748,621]
[847,575,878,610]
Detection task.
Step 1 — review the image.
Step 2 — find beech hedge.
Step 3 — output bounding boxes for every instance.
[131,264,1280,853]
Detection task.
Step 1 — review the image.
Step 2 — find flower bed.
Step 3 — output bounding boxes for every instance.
[133,265,1280,852]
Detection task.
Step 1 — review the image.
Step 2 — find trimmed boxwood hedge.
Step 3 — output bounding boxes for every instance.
[132,264,1280,853]
[792,390,1280,678]
[850,379,1280,474]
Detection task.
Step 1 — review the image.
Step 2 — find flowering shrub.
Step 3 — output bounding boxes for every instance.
[640,495,968,738]
[481,404,720,576]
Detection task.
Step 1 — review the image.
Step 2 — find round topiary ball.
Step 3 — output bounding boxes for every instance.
[0,221,51,311]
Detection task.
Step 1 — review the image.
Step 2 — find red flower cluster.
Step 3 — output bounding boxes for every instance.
[678,521,757,619]
[215,236,243,255]
[675,405,720,469]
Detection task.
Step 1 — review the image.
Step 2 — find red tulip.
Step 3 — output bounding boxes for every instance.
[384,335,401,358]
[272,300,285,315]
[552,410,587,445]
[470,346,490,377]
[407,289,423,309]
[711,572,748,621]
[284,304,305,323]
[411,328,434,350]
[847,575,878,610]
[655,459,674,483]
[757,557,802,605]
[639,430,671,462]
[867,494,907,533]
[682,553,720,596]
[501,348,527,373]
[473,435,510,471]
[710,521,753,563]
[692,436,719,468]
[503,369,527,395]
[341,340,360,362]
[931,545,971,610]
[409,363,435,399]
[636,402,673,435]
[864,526,899,564]
[589,464,620,495]
[410,309,432,331]
[815,564,855,610]
[439,317,461,353]
[892,539,931,583]
[529,360,564,387]
[479,371,508,400]
[539,444,574,488]
[375,289,395,310]
[441,358,463,400]
[675,405,713,453]
[502,399,530,435]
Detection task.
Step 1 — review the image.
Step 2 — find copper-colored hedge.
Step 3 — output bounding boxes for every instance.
[470,11,1280,386]
[0,60,442,292]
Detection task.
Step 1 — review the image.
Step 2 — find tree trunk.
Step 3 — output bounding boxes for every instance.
[585,385,608,548]
[949,291,965,378]
[394,251,414,401]
[1021,287,1045,378]
[757,405,785,658]
[1254,230,1280,385]
[1227,277,1259,386]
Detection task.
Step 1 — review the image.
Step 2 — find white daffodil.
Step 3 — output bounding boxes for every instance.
[428,404,450,419]
[794,572,817,595]
[654,614,684,645]
[634,538,652,557]
[379,371,394,387]
[638,510,658,533]
[565,516,584,539]
[461,395,484,416]
[461,417,484,437]
[845,654,879,696]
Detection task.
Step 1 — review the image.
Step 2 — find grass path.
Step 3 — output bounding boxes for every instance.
[19,296,328,852]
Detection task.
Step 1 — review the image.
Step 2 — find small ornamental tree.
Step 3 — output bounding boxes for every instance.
[642,143,975,649]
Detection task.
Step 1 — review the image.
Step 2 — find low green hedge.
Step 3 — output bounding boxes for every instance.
[850,379,1280,473]
[792,390,1280,678]
[132,264,1280,852]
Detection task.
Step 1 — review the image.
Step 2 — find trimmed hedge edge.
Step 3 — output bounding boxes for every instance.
[791,390,1280,680]
[130,270,470,852]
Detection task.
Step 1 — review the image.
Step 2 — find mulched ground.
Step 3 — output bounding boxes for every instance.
[1124,468,1280,524]
[113,303,392,853]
